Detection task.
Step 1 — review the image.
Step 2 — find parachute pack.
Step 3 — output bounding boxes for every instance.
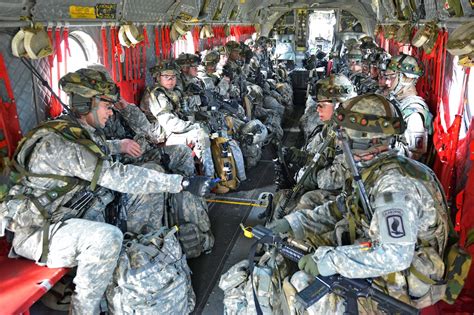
[106,227,195,314]
[211,137,239,191]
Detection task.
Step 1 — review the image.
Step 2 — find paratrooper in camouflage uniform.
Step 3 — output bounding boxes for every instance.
[140,60,216,177]
[0,68,216,314]
[384,54,433,161]
[273,74,356,218]
[271,94,448,313]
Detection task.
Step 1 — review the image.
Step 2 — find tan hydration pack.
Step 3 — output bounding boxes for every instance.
[211,137,239,191]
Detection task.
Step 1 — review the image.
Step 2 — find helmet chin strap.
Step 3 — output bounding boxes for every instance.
[393,73,415,96]
[89,97,103,129]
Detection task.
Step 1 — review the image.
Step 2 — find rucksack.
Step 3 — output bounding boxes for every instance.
[168,192,214,258]
[106,227,195,315]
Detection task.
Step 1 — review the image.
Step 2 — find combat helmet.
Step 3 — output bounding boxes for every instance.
[240,119,268,145]
[225,41,242,54]
[335,93,405,153]
[176,53,200,67]
[202,51,220,66]
[387,54,424,78]
[149,60,180,77]
[359,36,377,52]
[372,47,391,71]
[59,68,119,115]
[316,74,356,103]
[256,36,270,48]
[447,21,474,60]
[347,47,363,62]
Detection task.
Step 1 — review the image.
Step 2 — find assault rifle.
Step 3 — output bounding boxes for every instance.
[274,129,336,220]
[337,129,374,221]
[186,83,240,116]
[245,225,419,315]
[201,89,240,116]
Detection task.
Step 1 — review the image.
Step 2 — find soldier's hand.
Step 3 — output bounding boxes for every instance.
[182,176,219,197]
[120,139,142,157]
[298,254,320,277]
[268,219,291,234]
[115,99,130,110]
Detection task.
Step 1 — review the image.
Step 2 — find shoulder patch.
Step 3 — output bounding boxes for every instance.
[376,206,416,244]
[386,213,406,238]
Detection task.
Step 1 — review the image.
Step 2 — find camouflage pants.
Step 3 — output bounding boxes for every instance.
[296,190,337,210]
[271,189,335,221]
[166,128,215,177]
[162,144,195,176]
[120,162,167,234]
[46,219,123,315]
[123,143,195,176]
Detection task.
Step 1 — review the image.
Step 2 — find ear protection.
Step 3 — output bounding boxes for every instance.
[70,93,93,116]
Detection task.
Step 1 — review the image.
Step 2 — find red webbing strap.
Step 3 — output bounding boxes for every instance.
[110,26,117,82]
[47,26,54,69]
[154,26,160,60]
[50,26,63,117]
[140,33,147,101]
[161,26,166,59]
[193,26,200,51]
[46,25,54,105]
[0,53,23,156]
[434,30,448,112]
[327,59,333,76]
[143,26,150,67]
[101,26,109,69]
[63,26,70,77]
[116,38,123,84]
[167,26,172,59]
[163,26,167,59]
[134,45,139,82]
[125,46,130,82]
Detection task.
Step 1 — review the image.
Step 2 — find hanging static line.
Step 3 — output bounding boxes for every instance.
[206,193,273,208]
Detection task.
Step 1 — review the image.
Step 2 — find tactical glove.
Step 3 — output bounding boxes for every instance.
[182,176,219,197]
[268,219,291,234]
[284,147,308,168]
[298,254,320,277]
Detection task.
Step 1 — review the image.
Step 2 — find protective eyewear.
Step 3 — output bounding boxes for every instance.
[160,74,177,81]
[96,96,117,106]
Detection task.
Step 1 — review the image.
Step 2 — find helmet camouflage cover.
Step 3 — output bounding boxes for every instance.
[176,53,200,67]
[150,60,180,76]
[335,93,405,139]
[387,54,424,77]
[59,68,119,101]
[203,51,220,65]
[316,74,357,102]
[347,47,363,61]
[225,41,242,54]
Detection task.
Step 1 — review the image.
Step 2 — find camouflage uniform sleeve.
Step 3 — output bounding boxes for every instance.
[316,154,349,191]
[151,93,195,134]
[312,171,420,278]
[119,104,153,135]
[106,139,122,155]
[285,201,339,240]
[34,133,183,194]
